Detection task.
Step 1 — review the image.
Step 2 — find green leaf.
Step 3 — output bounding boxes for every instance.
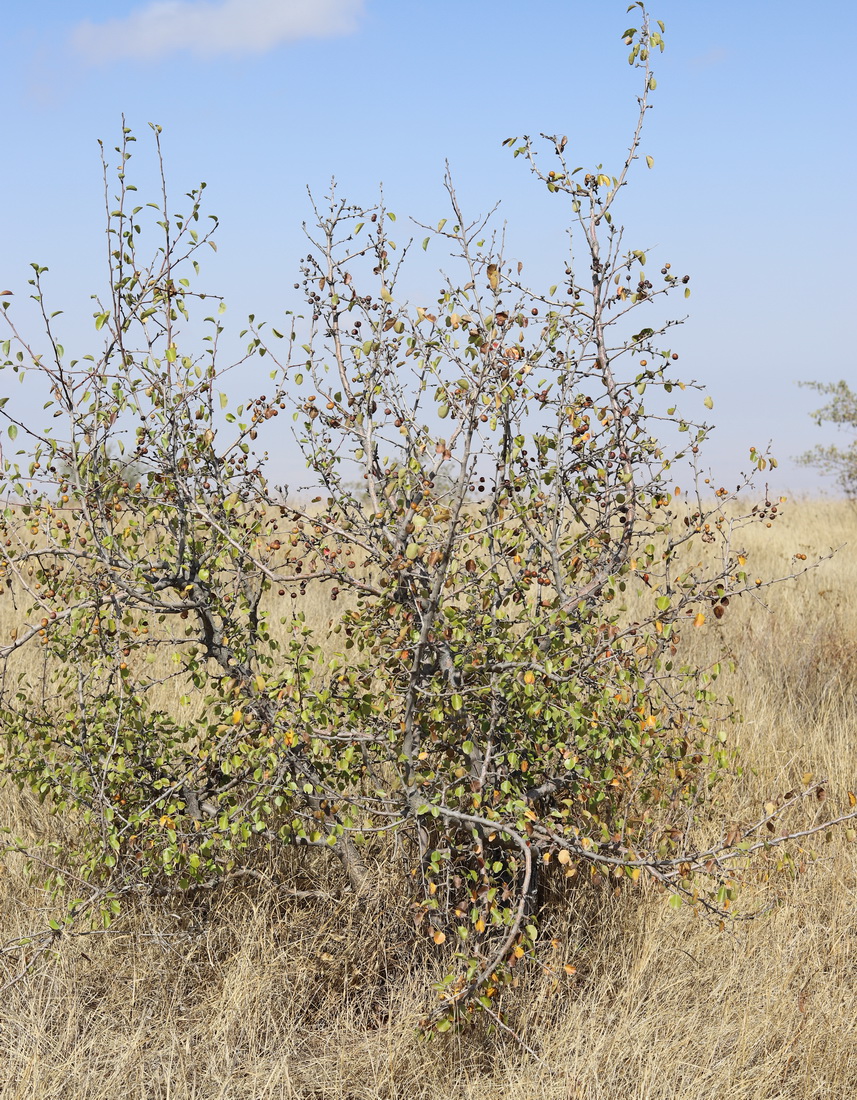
[8,424,17,441]
[451,694,463,712]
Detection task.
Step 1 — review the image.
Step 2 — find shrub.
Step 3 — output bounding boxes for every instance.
[798,380,857,496]
[1,6,849,1029]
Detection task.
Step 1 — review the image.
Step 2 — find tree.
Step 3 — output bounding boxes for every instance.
[1,5,851,1030]
[798,380,857,496]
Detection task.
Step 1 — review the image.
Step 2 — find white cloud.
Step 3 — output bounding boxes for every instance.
[72,0,364,62]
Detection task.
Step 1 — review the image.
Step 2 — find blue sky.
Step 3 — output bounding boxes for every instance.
[2,0,855,494]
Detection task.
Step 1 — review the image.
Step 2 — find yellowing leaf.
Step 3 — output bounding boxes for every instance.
[693,612,705,627]
[645,155,654,169]
[432,930,446,945]
[703,395,714,410]
[557,849,571,865]
[380,286,393,303]
[487,264,500,291]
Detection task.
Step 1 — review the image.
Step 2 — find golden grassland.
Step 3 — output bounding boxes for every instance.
[1,498,856,1099]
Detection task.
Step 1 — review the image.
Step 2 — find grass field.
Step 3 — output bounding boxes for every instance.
[1,498,856,1099]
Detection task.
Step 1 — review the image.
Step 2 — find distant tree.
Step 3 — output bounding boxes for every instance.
[798,380,857,496]
[1,4,852,1031]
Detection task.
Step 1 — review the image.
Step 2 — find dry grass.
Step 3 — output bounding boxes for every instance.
[2,498,857,1099]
